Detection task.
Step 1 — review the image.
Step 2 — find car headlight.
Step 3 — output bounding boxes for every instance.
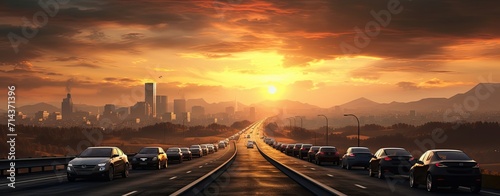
[97,162,107,167]
[68,163,73,167]
[152,157,158,161]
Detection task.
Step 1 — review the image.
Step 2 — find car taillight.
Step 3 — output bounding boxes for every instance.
[435,163,448,168]
[473,163,480,168]
[384,157,392,161]
[335,152,339,155]
[409,157,414,161]
[320,152,325,155]
[348,153,355,157]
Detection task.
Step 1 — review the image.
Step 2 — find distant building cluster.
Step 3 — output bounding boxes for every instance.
[15,83,256,128]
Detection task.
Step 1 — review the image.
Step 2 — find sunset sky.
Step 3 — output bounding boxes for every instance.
[1,0,499,109]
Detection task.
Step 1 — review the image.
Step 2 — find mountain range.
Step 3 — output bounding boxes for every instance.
[12,83,500,117]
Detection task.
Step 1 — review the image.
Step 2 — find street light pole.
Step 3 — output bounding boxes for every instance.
[344,114,360,147]
[317,114,328,145]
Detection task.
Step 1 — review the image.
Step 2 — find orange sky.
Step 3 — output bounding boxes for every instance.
[1,0,499,109]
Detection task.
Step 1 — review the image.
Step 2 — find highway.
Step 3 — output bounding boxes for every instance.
[2,120,500,196]
[0,143,236,196]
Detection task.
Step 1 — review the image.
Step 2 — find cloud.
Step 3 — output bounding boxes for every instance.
[67,63,101,69]
[397,82,420,90]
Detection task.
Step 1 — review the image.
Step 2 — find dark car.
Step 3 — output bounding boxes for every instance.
[369,147,414,179]
[212,144,219,152]
[189,145,203,157]
[218,141,226,149]
[166,147,183,163]
[279,144,288,152]
[409,149,482,193]
[315,146,340,165]
[131,147,167,170]
[298,144,312,159]
[341,147,372,170]
[200,144,209,156]
[180,147,193,161]
[307,146,321,162]
[67,147,129,182]
[292,143,303,157]
[285,144,295,155]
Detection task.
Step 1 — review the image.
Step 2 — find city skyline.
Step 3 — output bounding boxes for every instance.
[1,1,500,109]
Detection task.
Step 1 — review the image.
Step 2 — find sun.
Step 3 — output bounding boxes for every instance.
[268,85,277,94]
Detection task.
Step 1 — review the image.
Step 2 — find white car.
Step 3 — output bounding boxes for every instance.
[246,141,254,148]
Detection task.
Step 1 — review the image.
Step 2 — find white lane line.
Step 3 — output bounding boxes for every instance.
[459,187,500,196]
[310,168,316,171]
[327,174,334,177]
[0,174,66,185]
[122,190,137,196]
[169,176,177,180]
[186,171,191,174]
[303,165,307,167]
[199,166,203,168]
[355,184,367,189]
[205,163,209,165]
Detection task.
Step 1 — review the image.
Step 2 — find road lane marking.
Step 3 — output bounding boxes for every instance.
[327,174,334,177]
[186,171,191,174]
[303,165,307,167]
[169,176,177,180]
[355,184,367,189]
[122,191,137,196]
[205,163,209,165]
[310,168,316,171]
[459,187,500,196]
[199,166,203,168]
[0,174,66,185]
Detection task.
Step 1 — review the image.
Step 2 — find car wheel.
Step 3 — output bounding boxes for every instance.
[67,174,75,182]
[426,173,436,192]
[106,166,114,181]
[470,184,481,193]
[378,166,385,179]
[157,161,162,170]
[122,164,129,178]
[164,161,168,168]
[409,172,418,188]
[369,166,374,177]
[347,163,352,170]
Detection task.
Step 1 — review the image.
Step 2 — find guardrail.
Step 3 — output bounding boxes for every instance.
[0,154,136,176]
[170,141,238,196]
[255,142,347,196]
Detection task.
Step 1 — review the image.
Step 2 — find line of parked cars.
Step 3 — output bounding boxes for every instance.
[264,137,482,193]
[66,139,230,182]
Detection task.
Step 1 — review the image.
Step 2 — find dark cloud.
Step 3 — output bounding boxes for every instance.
[67,63,101,69]
[397,82,420,90]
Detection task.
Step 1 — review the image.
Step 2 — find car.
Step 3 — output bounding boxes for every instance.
[279,143,288,152]
[341,147,372,170]
[315,146,340,165]
[409,149,482,193]
[285,144,295,155]
[207,146,215,154]
[200,144,209,155]
[307,146,321,162]
[298,144,312,160]
[218,141,226,149]
[180,147,193,161]
[212,144,219,152]
[368,147,414,179]
[166,147,183,163]
[131,147,167,170]
[292,143,303,157]
[189,145,203,157]
[246,135,251,138]
[247,140,254,148]
[67,147,129,182]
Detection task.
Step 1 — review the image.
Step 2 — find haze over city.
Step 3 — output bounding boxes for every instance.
[1,0,499,109]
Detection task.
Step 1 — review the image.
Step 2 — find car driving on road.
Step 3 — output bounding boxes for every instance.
[315,146,340,165]
[180,147,193,161]
[307,146,321,162]
[166,147,183,163]
[189,145,203,157]
[247,140,254,148]
[409,149,482,193]
[341,147,372,170]
[67,146,129,182]
[298,144,312,160]
[369,147,414,179]
[131,147,167,170]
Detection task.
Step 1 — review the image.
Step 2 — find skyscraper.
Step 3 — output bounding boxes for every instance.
[61,93,73,120]
[191,106,205,119]
[173,99,186,115]
[145,83,156,117]
[156,95,167,116]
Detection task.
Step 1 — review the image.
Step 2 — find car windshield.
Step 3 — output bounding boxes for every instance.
[167,148,179,152]
[79,148,112,157]
[384,149,411,156]
[352,148,371,153]
[138,148,158,154]
[190,145,200,148]
[435,151,471,160]
[302,145,312,148]
[201,145,207,148]
[321,148,337,152]
[180,148,190,152]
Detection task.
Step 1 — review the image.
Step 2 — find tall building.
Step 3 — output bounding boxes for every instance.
[35,111,49,121]
[145,83,156,117]
[130,102,150,119]
[103,104,116,116]
[174,99,186,115]
[61,93,73,120]
[156,95,167,116]
[191,106,205,119]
